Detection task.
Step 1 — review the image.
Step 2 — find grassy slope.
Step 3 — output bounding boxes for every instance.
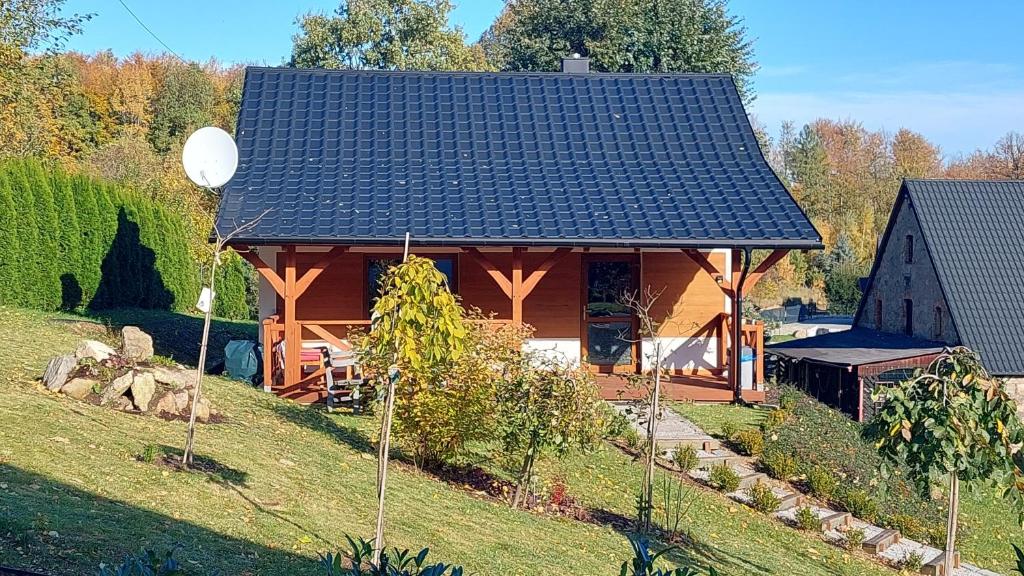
[0,307,895,576]
[678,398,1020,574]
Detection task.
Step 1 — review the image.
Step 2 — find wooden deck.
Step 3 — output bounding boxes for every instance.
[597,373,765,403]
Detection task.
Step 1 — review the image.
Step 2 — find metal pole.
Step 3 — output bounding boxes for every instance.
[372,232,411,564]
[732,247,752,403]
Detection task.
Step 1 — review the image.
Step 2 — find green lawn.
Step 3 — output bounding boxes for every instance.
[674,399,1022,574]
[0,306,897,575]
[673,402,767,437]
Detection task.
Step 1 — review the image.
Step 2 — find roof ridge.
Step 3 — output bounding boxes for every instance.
[244,65,735,79]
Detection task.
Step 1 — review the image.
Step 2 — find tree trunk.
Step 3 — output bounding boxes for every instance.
[944,474,960,575]
[513,434,538,509]
[183,254,219,467]
[372,370,399,565]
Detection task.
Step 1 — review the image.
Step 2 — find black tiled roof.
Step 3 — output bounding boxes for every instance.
[215,67,821,248]
[903,179,1024,375]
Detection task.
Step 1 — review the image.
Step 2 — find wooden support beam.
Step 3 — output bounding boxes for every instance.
[463,248,513,298]
[521,248,571,296]
[304,323,351,352]
[283,246,301,388]
[295,246,348,298]
[743,249,790,296]
[237,248,285,297]
[511,247,524,324]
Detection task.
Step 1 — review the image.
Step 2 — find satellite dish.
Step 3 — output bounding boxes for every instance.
[182,126,238,188]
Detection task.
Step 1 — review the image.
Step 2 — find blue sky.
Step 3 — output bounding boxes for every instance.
[62,0,1024,157]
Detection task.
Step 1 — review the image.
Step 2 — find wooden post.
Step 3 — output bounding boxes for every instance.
[261,317,275,392]
[284,246,300,388]
[511,247,524,324]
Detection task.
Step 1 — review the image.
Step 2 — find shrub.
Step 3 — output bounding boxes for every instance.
[708,463,740,493]
[884,512,930,544]
[835,487,878,522]
[733,429,764,457]
[98,546,192,576]
[620,536,719,576]
[760,449,797,480]
[672,444,699,473]
[138,444,161,464]
[897,551,924,572]
[719,419,739,440]
[761,409,787,432]
[746,480,780,514]
[779,388,801,411]
[322,535,462,575]
[844,527,865,550]
[794,506,819,531]
[623,427,644,451]
[602,405,632,439]
[806,465,838,501]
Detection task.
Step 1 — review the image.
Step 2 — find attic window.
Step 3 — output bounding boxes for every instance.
[904,235,914,264]
[934,306,943,340]
[904,299,914,336]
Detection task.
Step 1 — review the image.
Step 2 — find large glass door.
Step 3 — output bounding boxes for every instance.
[582,256,638,373]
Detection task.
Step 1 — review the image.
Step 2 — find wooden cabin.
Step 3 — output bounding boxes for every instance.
[216,62,822,404]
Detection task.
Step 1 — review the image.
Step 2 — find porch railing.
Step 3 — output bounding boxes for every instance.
[714,312,765,385]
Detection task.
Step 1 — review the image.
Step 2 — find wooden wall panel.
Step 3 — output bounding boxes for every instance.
[523,251,581,338]
[457,252,512,319]
[641,251,727,337]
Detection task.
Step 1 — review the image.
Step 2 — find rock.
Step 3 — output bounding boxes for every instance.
[792,329,807,339]
[172,390,190,412]
[112,396,133,411]
[100,372,134,405]
[194,397,212,422]
[75,339,116,362]
[152,391,178,415]
[148,365,196,390]
[131,372,156,412]
[61,377,97,400]
[121,326,153,362]
[42,354,76,391]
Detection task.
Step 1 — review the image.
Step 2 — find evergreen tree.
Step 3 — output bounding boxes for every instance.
[7,162,44,308]
[71,173,102,301]
[25,159,63,309]
[0,173,23,305]
[49,169,84,308]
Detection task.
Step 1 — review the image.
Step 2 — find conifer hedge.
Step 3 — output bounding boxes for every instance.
[0,158,251,319]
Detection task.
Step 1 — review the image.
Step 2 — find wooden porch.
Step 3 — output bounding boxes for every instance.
[237,245,785,405]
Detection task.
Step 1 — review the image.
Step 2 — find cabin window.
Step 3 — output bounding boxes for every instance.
[904,299,914,336]
[934,306,943,340]
[904,234,914,264]
[874,299,883,329]
[367,256,456,315]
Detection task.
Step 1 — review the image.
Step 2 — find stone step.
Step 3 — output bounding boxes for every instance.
[920,551,960,576]
[862,529,901,554]
[819,511,851,532]
[737,472,768,490]
[657,437,720,451]
[775,492,805,512]
[695,454,744,468]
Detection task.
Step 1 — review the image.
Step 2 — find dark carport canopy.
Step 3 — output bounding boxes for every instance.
[767,328,945,369]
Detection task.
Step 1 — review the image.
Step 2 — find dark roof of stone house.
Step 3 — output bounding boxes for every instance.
[855,179,1024,375]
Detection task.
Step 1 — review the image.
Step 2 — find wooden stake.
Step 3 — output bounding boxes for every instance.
[372,232,411,564]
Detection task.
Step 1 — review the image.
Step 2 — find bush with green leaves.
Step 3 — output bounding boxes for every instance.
[761,409,787,432]
[897,551,924,572]
[321,536,462,576]
[794,506,819,531]
[805,465,837,501]
[672,443,699,473]
[719,419,739,440]
[733,429,764,457]
[835,487,878,522]
[707,463,740,493]
[844,527,865,550]
[746,480,781,514]
[760,449,797,480]
[98,546,194,576]
[620,536,719,576]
